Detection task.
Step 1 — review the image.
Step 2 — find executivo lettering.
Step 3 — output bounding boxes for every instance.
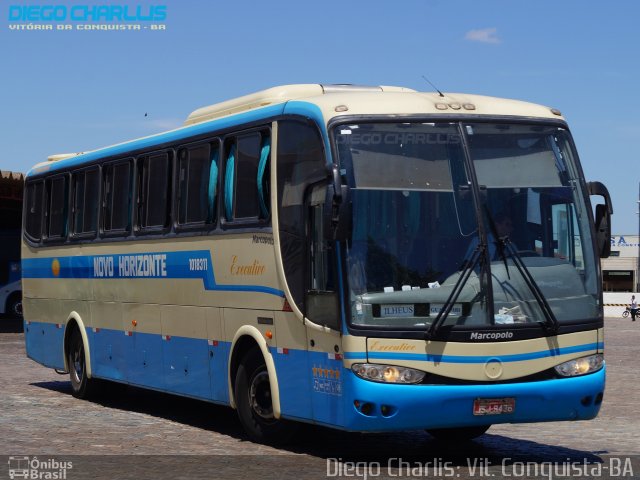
[469,331,514,340]
[230,255,266,276]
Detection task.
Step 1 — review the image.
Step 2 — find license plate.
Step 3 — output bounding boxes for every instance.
[473,398,515,416]
[430,303,462,316]
[380,304,414,318]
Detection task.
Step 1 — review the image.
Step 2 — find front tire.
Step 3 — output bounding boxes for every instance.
[67,328,95,399]
[427,425,490,441]
[234,348,296,444]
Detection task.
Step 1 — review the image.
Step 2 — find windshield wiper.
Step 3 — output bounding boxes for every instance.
[484,206,511,279]
[483,207,558,334]
[500,238,560,335]
[425,243,484,340]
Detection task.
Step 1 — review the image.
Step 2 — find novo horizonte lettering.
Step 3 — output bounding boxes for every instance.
[8,5,167,22]
[93,254,167,278]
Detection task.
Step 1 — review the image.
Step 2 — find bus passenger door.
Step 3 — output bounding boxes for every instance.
[305,187,345,427]
[274,119,342,425]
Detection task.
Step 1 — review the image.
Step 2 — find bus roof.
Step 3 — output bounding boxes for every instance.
[28,84,565,177]
[185,84,564,126]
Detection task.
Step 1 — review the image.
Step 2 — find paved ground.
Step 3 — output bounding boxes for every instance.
[0,316,638,479]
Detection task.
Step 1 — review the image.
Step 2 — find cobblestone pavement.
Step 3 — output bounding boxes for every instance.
[0,317,638,479]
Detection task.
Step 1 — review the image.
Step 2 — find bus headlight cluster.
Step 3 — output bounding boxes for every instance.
[554,354,604,377]
[352,363,426,384]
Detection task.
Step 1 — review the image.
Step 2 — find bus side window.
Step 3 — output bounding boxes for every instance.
[44,175,68,240]
[257,135,270,219]
[276,119,327,314]
[71,167,99,237]
[224,141,236,221]
[177,143,218,226]
[25,181,44,241]
[208,147,219,223]
[137,152,172,231]
[224,130,269,223]
[103,161,132,234]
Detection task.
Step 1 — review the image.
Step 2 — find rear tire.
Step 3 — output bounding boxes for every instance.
[234,348,296,444]
[426,425,490,441]
[67,328,96,399]
[623,310,630,318]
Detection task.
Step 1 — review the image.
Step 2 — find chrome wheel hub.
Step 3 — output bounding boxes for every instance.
[249,370,274,420]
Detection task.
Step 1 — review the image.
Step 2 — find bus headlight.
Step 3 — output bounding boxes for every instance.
[352,363,426,384]
[554,354,604,377]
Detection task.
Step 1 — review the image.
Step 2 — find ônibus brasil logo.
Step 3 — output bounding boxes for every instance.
[8,456,73,480]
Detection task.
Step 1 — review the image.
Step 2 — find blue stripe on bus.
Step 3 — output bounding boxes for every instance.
[27,104,289,177]
[344,342,602,364]
[26,100,335,178]
[344,352,367,360]
[21,250,285,297]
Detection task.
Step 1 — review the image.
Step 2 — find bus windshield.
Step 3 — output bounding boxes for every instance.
[335,122,599,330]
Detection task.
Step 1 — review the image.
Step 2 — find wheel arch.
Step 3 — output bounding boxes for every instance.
[228,325,281,419]
[63,312,92,378]
[5,291,22,315]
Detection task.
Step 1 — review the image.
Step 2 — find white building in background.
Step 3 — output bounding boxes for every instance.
[602,235,639,292]
[601,235,639,317]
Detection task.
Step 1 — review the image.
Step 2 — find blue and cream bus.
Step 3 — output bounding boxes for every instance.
[23,84,612,442]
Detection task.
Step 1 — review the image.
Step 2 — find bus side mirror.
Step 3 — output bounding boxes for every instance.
[322,165,352,241]
[594,204,611,258]
[324,183,351,241]
[588,181,613,259]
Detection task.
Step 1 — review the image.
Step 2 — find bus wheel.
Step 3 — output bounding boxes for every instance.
[6,293,22,318]
[426,425,490,441]
[67,328,94,399]
[234,348,296,444]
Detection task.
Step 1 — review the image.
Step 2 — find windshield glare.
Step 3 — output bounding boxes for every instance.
[335,122,599,330]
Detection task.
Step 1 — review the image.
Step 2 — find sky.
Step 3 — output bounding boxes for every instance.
[1,0,639,234]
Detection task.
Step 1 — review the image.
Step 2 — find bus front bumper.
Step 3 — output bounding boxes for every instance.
[342,366,605,432]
